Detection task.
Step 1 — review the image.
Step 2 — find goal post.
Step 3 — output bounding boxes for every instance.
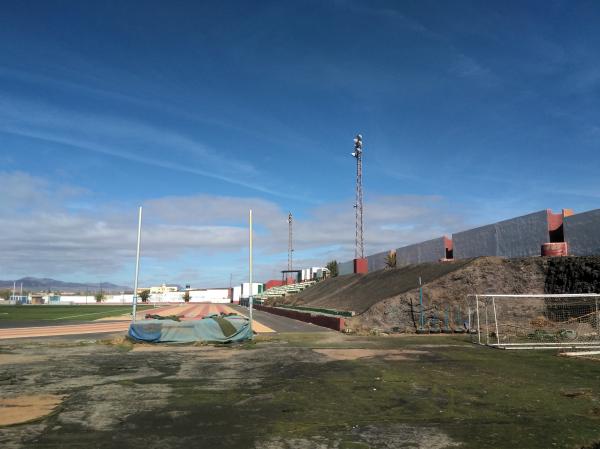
[467,294,600,350]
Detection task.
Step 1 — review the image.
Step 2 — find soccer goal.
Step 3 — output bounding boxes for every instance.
[467,294,600,350]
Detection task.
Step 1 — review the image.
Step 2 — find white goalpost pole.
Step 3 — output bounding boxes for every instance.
[132,206,143,323]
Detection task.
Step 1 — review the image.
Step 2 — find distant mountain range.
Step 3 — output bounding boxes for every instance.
[0,277,131,293]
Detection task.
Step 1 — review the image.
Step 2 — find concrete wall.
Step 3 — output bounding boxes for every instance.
[367,251,389,272]
[233,286,242,303]
[453,210,549,259]
[395,237,448,267]
[338,260,354,276]
[188,289,230,303]
[564,209,600,256]
[57,290,232,304]
[58,294,134,304]
[255,305,345,331]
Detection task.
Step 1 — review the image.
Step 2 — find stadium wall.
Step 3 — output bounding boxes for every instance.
[396,237,449,266]
[452,210,550,259]
[564,209,600,256]
[338,260,354,276]
[55,289,232,304]
[325,208,600,277]
[367,250,389,272]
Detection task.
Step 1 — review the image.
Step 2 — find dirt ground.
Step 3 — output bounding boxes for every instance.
[1,332,600,449]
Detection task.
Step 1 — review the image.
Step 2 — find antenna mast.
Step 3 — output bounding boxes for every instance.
[287,212,293,271]
[352,134,364,259]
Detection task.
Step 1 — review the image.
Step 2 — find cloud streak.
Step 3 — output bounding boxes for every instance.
[0,171,468,285]
[0,95,313,202]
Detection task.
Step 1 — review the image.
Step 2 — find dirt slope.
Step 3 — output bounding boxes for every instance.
[277,256,600,332]
[280,258,474,313]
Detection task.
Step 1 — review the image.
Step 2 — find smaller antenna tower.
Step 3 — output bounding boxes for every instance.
[287,212,294,271]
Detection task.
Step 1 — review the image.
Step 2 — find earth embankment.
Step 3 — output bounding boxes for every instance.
[274,256,600,332]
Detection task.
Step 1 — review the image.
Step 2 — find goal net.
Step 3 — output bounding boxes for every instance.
[467,294,600,349]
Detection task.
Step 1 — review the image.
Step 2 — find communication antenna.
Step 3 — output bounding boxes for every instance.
[287,212,294,271]
[351,134,364,259]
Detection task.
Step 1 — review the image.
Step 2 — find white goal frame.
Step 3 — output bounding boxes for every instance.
[467,294,600,350]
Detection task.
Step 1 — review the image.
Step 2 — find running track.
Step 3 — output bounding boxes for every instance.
[0,303,275,340]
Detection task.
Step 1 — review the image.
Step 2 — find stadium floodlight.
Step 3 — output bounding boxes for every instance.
[352,133,364,259]
[352,134,363,158]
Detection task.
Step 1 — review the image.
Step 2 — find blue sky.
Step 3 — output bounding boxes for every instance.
[0,0,599,287]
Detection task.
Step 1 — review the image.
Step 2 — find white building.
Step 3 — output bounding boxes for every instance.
[300,266,329,281]
[147,284,179,294]
[232,283,264,303]
[187,288,231,304]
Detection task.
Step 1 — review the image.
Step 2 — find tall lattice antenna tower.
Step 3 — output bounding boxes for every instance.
[287,212,293,271]
[352,134,364,259]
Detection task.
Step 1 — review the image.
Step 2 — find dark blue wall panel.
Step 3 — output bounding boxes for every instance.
[395,237,447,267]
[564,209,600,256]
[453,210,549,259]
[367,251,389,272]
[338,260,354,276]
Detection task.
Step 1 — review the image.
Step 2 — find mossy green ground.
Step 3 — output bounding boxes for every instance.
[0,304,153,321]
[231,334,600,448]
[1,332,600,448]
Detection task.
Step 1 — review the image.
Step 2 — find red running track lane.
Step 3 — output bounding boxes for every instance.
[0,303,275,340]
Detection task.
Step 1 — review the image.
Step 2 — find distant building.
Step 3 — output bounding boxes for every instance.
[265,280,285,290]
[301,267,329,281]
[137,284,179,294]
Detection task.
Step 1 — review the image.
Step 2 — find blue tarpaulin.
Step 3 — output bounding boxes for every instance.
[128,314,253,343]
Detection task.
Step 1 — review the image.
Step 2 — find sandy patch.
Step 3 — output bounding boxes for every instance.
[0,354,48,365]
[0,394,64,426]
[313,348,428,361]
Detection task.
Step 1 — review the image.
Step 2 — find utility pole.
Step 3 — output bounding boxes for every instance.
[287,212,293,272]
[351,134,364,259]
[249,209,253,333]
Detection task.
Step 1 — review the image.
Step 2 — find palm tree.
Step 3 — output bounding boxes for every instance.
[326,260,339,277]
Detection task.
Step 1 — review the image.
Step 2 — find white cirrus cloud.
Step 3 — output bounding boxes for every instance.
[0,171,470,286]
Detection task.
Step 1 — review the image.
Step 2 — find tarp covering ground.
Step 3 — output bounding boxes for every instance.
[128,314,252,343]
